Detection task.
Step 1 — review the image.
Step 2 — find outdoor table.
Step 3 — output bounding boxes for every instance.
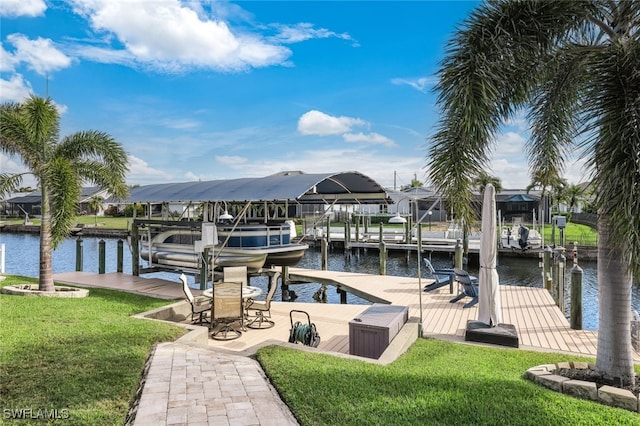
[203,284,263,332]
[203,285,263,300]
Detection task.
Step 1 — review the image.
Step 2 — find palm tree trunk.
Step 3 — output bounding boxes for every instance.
[595,214,634,384]
[38,186,55,292]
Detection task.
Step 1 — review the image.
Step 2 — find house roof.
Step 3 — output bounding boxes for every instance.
[5,187,105,204]
[4,195,42,204]
[118,171,392,205]
[500,194,539,203]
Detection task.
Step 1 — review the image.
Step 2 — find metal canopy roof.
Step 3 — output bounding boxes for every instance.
[502,194,538,202]
[120,171,392,204]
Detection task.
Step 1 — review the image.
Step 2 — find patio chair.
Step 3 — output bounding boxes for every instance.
[210,281,244,340]
[449,268,479,308]
[180,273,211,325]
[245,273,279,329]
[423,259,455,292]
[223,265,248,286]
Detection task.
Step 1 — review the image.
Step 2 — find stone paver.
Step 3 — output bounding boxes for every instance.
[130,343,298,426]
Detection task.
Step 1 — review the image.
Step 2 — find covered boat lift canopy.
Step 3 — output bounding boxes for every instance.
[119,171,391,282]
[119,171,391,205]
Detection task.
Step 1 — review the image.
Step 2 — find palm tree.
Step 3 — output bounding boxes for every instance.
[564,183,588,216]
[549,177,569,214]
[0,95,129,291]
[526,170,566,224]
[87,195,105,226]
[427,1,639,384]
[473,171,503,194]
[399,173,424,191]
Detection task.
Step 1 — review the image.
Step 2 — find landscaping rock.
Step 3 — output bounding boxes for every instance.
[598,385,638,411]
[535,374,569,392]
[563,379,598,401]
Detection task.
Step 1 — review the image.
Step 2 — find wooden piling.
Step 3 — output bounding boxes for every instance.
[570,264,583,329]
[117,239,123,273]
[75,238,83,272]
[543,246,552,292]
[454,239,463,269]
[321,238,328,271]
[98,239,106,274]
[379,240,387,275]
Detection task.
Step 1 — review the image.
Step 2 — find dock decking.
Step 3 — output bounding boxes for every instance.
[52,268,631,360]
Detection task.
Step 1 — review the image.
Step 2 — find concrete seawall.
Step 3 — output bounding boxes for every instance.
[0,224,129,239]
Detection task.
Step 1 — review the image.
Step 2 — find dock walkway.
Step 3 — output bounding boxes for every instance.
[51,269,631,425]
[54,268,610,357]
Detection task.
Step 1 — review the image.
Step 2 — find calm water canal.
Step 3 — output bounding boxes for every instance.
[2,233,639,331]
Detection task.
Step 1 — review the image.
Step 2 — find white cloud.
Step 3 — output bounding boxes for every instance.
[0,0,46,17]
[493,131,526,156]
[490,158,531,190]
[391,76,436,93]
[0,154,27,175]
[343,132,395,147]
[269,23,356,45]
[183,171,201,181]
[564,156,591,184]
[68,44,135,67]
[297,110,365,136]
[0,74,32,103]
[69,0,291,72]
[215,155,248,166]
[0,154,39,188]
[126,155,172,184]
[0,43,18,72]
[215,148,420,188]
[504,112,530,132]
[158,118,201,130]
[5,34,72,76]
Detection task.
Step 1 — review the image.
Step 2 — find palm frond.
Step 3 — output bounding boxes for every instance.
[22,95,60,151]
[1,96,58,172]
[56,131,129,198]
[527,44,597,185]
[429,0,593,229]
[46,158,81,248]
[0,173,26,198]
[584,40,640,275]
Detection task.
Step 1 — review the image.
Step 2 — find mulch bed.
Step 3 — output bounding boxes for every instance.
[557,367,640,397]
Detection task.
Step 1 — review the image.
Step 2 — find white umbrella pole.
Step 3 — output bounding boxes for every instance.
[417,221,423,337]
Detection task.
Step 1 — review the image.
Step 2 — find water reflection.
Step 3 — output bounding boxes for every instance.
[1,233,638,331]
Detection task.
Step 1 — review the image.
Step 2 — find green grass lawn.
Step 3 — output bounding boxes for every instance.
[540,222,598,247]
[3,272,635,425]
[0,275,184,425]
[256,342,638,425]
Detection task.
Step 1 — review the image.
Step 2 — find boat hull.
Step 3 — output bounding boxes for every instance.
[139,222,308,273]
[501,225,542,250]
[217,223,309,267]
[139,231,268,273]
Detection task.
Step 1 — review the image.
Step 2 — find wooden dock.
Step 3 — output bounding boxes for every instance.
[52,269,632,360]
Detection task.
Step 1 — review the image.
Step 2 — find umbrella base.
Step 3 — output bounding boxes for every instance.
[465,320,519,348]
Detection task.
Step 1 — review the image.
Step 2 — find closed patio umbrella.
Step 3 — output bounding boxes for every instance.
[478,183,502,326]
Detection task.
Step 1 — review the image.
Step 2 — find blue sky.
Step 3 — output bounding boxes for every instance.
[1,0,587,191]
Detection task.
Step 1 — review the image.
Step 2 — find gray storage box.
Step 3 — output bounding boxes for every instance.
[349,304,408,359]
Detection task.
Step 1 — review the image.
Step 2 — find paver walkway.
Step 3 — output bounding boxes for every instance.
[130,342,298,426]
